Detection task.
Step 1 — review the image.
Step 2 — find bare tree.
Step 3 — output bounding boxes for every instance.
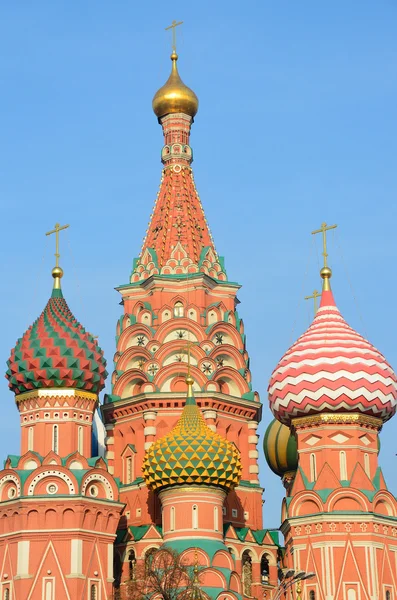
[124,546,204,600]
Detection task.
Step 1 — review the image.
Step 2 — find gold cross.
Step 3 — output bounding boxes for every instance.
[305,290,321,315]
[45,222,69,267]
[165,20,183,53]
[311,222,337,268]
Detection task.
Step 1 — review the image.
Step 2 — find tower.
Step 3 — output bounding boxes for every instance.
[102,40,279,598]
[266,227,397,600]
[1,234,123,600]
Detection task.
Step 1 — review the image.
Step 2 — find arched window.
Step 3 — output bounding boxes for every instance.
[128,550,136,581]
[53,425,58,453]
[45,580,53,600]
[78,426,83,454]
[170,506,175,531]
[242,550,252,596]
[4,589,10,600]
[364,453,370,478]
[260,554,270,584]
[192,505,198,529]
[90,584,97,600]
[310,591,316,600]
[174,301,184,317]
[214,506,219,532]
[310,453,317,482]
[385,591,391,600]
[28,427,34,451]
[347,590,356,600]
[340,451,347,480]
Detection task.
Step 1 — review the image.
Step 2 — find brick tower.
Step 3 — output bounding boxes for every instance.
[102,46,279,599]
[1,247,123,600]
[266,233,397,600]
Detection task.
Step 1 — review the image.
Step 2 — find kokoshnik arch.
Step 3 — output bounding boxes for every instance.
[1,23,397,600]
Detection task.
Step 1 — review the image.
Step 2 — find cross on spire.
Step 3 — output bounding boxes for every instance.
[165,20,183,54]
[311,222,337,268]
[46,222,69,268]
[305,290,321,316]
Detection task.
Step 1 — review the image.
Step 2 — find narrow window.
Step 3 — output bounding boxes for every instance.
[364,453,370,478]
[192,505,198,529]
[45,580,53,600]
[126,456,133,484]
[128,550,136,581]
[310,591,316,600]
[4,589,10,600]
[214,506,219,532]
[28,427,34,451]
[170,506,175,531]
[340,451,347,480]
[174,301,184,317]
[91,584,97,600]
[260,554,270,584]
[310,454,317,482]
[347,590,356,600]
[53,425,58,453]
[78,426,83,454]
[385,591,391,600]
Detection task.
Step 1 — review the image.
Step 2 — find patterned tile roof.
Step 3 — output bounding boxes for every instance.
[268,288,397,424]
[6,288,107,395]
[142,389,241,492]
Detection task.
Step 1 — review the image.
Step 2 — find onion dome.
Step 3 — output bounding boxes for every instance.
[269,267,397,425]
[264,419,298,477]
[152,52,199,119]
[6,267,107,396]
[142,376,241,492]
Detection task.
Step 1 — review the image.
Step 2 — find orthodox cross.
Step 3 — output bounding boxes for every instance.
[311,222,337,268]
[178,340,196,377]
[305,290,321,316]
[165,20,183,54]
[45,222,69,267]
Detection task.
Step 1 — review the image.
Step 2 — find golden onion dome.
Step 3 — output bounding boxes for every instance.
[152,52,199,120]
[263,419,298,478]
[142,378,241,492]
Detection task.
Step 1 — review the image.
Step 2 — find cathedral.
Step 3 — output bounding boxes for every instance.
[1,32,397,600]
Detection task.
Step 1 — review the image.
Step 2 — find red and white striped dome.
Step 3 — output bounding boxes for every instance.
[268,288,397,425]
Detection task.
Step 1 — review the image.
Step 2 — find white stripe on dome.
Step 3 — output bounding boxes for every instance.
[268,370,395,392]
[274,356,395,373]
[271,386,397,406]
[282,346,384,360]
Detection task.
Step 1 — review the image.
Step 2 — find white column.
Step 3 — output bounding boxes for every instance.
[70,539,83,575]
[17,541,30,576]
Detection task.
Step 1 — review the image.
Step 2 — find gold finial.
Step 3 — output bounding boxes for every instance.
[165,19,183,54]
[305,290,321,316]
[296,580,302,600]
[312,222,337,291]
[46,222,69,289]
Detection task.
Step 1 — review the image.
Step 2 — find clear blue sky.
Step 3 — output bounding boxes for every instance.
[1,1,396,528]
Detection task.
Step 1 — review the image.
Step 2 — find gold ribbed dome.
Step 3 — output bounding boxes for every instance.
[152,52,199,119]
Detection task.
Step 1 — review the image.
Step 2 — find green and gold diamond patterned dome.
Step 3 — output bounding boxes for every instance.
[142,376,242,492]
[6,267,107,396]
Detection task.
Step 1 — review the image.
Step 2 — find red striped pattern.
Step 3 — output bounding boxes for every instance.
[268,290,397,424]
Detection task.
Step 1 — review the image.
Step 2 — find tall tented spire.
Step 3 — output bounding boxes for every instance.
[131,50,227,283]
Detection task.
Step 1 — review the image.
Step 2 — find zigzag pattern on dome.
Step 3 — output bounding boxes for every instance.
[268,289,397,425]
[131,167,227,282]
[142,392,242,492]
[6,291,107,396]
